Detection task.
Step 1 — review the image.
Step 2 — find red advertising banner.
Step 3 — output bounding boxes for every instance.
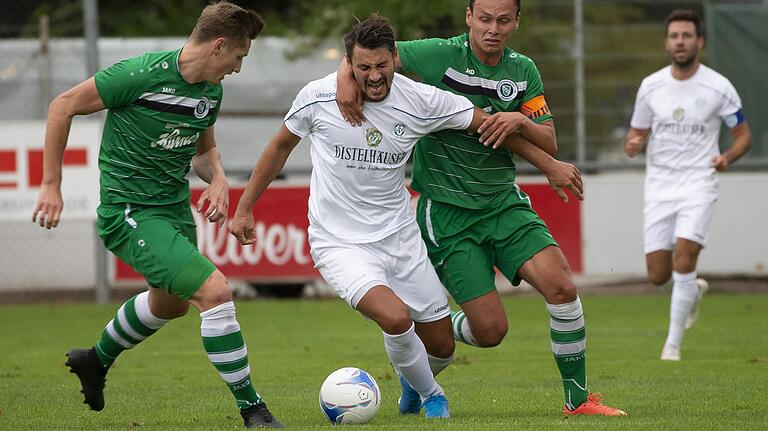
[114,183,582,282]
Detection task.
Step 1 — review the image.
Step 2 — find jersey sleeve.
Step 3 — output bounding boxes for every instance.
[397,38,455,84]
[421,86,475,133]
[283,84,315,139]
[94,55,153,109]
[518,59,553,124]
[630,80,653,129]
[718,78,743,119]
[208,87,223,128]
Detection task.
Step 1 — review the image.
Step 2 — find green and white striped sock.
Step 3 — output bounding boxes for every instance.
[94,291,168,368]
[547,297,588,410]
[450,309,480,347]
[200,301,263,409]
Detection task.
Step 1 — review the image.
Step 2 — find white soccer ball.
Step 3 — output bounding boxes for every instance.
[319,367,381,425]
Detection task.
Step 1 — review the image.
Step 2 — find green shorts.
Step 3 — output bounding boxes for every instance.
[415,188,558,304]
[97,201,216,299]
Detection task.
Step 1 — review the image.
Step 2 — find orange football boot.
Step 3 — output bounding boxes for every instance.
[563,393,627,417]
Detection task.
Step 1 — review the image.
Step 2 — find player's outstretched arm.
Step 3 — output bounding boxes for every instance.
[713,122,751,172]
[230,126,301,244]
[624,128,650,157]
[466,107,583,202]
[32,78,105,229]
[192,127,229,227]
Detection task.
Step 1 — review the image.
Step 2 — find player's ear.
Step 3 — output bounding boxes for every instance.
[212,38,226,55]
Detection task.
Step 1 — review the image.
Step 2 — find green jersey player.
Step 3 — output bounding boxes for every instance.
[31,2,281,428]
[337,0,625,417]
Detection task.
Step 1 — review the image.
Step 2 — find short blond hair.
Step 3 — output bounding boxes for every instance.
[189,1,264,45]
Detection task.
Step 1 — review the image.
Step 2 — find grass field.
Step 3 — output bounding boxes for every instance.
[1,293,766,430]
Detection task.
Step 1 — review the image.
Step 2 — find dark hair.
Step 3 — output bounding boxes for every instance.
[190,1,265,45]
[344,14,396,61]
[469,0,521,16]
[665,9,703,37]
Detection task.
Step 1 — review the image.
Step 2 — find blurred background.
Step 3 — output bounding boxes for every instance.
[1,0,766,301]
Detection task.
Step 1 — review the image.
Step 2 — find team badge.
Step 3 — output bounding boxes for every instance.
[366,128,382,147]
[393,123,406,137]
[496,79,518,101]
[673,107,685,122]
[194,96,211,119]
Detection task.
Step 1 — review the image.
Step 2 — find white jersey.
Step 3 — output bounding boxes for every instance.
[284,72,474,243]
[630,64,742,202]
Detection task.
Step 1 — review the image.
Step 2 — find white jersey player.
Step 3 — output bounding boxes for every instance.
[231,15,582,418]
[625,10,751,361]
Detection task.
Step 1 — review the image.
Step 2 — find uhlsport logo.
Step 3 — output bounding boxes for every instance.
[366,128,383,147]
[497,79,518,101]
[194,96,211,119]
[393,123,406,137]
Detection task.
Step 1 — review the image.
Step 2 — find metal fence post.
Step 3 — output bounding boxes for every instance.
[573,0,586,165]
[83,0,108,304]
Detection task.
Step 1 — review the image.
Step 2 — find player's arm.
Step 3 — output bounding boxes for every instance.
[467,108,583,202]
[230,125,302,244]
[192,126,229,226]
[478,114,557,156]
[624,127,650,157]
[32,77,105,229]
[713,121,751,172]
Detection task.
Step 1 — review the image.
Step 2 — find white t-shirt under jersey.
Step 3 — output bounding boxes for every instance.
[284,72,474,243]
[630,64,742,202]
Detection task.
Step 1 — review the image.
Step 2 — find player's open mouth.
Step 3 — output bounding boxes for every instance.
[367,82,385,93]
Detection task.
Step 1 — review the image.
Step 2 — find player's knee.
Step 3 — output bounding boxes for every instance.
[425,336,455,358]
[648,271,670,286]
[673,256,696,273]
[197,271,233,308]
[474,320,508,347]
[547,282,578,305]
[378,307,412,335]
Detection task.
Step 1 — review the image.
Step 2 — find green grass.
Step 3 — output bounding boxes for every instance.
[0,294,766,430]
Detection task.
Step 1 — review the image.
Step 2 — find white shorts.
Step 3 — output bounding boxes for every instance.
[309,221,450,323]
[643,198,716,253]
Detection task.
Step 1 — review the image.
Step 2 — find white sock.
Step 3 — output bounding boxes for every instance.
[383,323,442,399]
[427,353,454,377]
[665,271,698,349]
[451,310,480,347]
[134,290,170,329]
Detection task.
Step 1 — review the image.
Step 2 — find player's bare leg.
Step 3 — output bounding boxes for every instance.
[519,246,625,416]
[357,286,450,418]
[661,239,705,361]
[646,250,673,286]
[453,291,508,347]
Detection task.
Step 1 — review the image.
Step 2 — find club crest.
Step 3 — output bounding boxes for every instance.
[366,127,383,147]
[496,79,518,101]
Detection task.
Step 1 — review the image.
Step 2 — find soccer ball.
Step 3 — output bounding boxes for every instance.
[319,367,381,425]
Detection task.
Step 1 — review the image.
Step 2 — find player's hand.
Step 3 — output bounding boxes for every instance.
[543,160,583,203]
[478,112,527,149]
[336,77,366,127]
[624,136,645,157]
[196,177,229,227]
[31,184,63,229]
[230,211,257,245]
[712,154,730,172]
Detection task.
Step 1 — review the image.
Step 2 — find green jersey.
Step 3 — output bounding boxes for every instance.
[94,48,222,206]
[398,34,553,209]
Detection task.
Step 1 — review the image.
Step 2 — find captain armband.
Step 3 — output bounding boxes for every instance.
[724,110,745,128]
[520,95,551,120]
